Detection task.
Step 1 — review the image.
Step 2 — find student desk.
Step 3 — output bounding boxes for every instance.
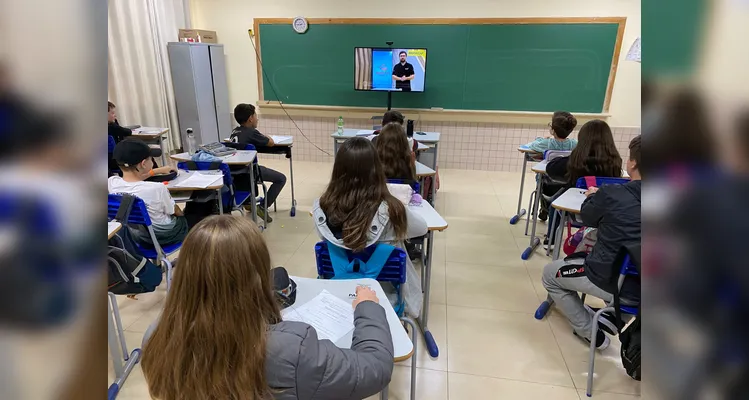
[132,127,169,166]
[408,201,447,358]
[519,159,550,259]
[108,221,122,240]
[550,188,587,260]
[171,151,259,220]
[286,276,416,400]
[165,170,225,215]
[258,137,298,217]
[510,146,541,225]
[331,129,441,170]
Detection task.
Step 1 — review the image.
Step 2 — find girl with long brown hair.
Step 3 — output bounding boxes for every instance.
[544,119,623,247]
[374,122,417,183]
[314,137,427,316]
[141,215,395,400]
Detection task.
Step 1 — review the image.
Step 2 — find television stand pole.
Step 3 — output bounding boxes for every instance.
[387,90,393,110]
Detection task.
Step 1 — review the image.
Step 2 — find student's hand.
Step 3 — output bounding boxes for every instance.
[585,186,599,197]
[152,166,176,175]
[352,286,379,309]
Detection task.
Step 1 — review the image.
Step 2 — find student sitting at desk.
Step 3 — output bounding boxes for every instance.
[231,103,287,223]
[374,122,417,183]
[313,137,428,317]
[108,101,134,144]
[525,111,578,221]
[108,139,192,246]
[544,119,623,247]
[541,135,641,350]
[142,215,394,400]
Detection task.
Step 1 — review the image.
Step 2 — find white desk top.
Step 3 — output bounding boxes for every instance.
[108,221,122,239]
[408,201,448,231]
[166,170,223,191]
[531,159,549,174]
[415,141,429,151]
[552,188,587,213]
[171,150,258,166]
[518,145,538,154]
[132,127,169,138]
[332,129,441,143]
[284,276,413,361]
[415,161,436,177]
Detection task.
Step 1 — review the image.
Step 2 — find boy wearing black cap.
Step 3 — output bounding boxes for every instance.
[108,138,187,246]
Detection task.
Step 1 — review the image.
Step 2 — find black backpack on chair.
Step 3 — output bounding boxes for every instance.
[108,194,163,294]
[620,311,641,380]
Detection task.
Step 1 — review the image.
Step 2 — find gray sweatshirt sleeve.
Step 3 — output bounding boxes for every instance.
[297,301,394,399]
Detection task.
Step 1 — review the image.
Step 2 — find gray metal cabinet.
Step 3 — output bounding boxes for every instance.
[167,42,231,148]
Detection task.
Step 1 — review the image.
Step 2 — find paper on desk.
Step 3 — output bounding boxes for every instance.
[271,135,293,144]
[356,129,375,136]
[173,173,221,188]
[133,127,163,134]
[283,290,354,342]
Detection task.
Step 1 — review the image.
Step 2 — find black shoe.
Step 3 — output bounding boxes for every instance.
[585,305,619,335]
[543,236,554,251]
[574,328,610,350]
[539,209,548,222]
[256,207,273,223]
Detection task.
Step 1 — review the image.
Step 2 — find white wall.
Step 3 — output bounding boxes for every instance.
[189,0,641,127]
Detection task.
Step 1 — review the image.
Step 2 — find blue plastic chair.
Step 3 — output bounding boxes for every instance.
[108,135,121,176]
[582,254,639,396]
[177,161,251,214]
[315,241,408,316]
[223,141,271,220]
[107,194,180,278]
[575,176,630,189]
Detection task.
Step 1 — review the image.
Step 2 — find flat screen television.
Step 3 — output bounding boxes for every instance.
[354,47,428,92]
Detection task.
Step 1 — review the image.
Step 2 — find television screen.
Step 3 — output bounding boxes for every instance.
[354,47,427,92]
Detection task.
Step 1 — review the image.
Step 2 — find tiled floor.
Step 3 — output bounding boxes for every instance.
[108,159,641,399]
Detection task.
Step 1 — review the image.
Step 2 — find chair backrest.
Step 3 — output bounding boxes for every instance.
[616,253,640,314]
[314,241,407,284]
[108,135,116,153]
[108,194,152,226]
[575,176,630,189]
[543,150,571,161]
[386,178,420,193]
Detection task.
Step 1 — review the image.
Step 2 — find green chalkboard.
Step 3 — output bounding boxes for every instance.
[257,19,623,113]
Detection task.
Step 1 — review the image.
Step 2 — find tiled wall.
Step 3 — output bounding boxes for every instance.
[256,116,641,172]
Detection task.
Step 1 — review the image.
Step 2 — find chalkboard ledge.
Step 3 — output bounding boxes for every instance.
[257,102,610,125]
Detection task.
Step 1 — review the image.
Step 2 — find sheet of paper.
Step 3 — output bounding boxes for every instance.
[133,127,164,134]
[626,37,641,62]
[173,173,222,188]
[356,129,375,136]
[283,290,354,342]
[271,135,293,144]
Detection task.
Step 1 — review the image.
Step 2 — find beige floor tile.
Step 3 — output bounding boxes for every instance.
[446,232,521,267]
[445,262,539,313]
[364,366,448,400]
[446,305,573,387]
[448,373,580,400]
[442,192,505,219]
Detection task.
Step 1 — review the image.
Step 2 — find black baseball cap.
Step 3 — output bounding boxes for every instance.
[113,138,162,167]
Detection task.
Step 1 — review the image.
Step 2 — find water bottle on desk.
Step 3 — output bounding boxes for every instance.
[337,116,344,135]
[186,128,197,154]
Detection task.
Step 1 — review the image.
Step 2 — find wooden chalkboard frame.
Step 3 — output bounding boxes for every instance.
[253,17,627,112]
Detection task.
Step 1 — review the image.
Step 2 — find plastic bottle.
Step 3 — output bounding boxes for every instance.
[337,116,344,135]
[186,128,197,154]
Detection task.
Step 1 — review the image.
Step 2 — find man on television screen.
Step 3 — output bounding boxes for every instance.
[392,51,414,92]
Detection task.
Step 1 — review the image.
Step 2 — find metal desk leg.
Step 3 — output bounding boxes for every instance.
[400,317,418,400]
[107,298,124,379]
[431,142,438,171]
[511,153,529,225]
[288,146,297,217]
[552,211,567,260]
[217,189,223,215]
[249,164,258,222]
[521,173,542,260]
[418,231,439,357]
[333,138,341,155]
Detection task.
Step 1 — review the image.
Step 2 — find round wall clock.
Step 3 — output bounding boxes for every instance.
[292,17,309,34]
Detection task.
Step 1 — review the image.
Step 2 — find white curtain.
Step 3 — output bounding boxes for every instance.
[108,0,190,151]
